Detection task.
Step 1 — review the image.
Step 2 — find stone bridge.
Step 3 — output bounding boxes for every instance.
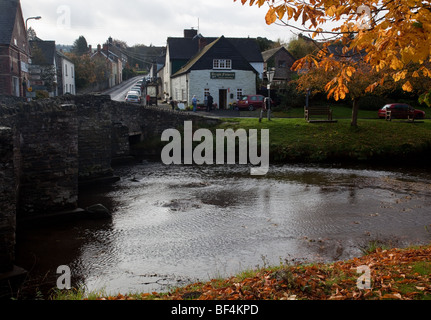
[0,94,219,281]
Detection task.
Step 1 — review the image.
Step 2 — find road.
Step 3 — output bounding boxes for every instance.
[103,76,144,102]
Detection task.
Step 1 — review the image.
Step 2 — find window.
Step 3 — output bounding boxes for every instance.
[65,64,68,77]
[12,77,19,97]
[278,60,286,68]
[213,59,232,70]
[237,89,243,100]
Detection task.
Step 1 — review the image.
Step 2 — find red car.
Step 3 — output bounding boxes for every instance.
[237,95,267,111]
[378,103,426,120]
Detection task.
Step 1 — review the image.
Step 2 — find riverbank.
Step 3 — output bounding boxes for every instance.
[52,244,431,300]
[217,118,431,164]
[133,117,431,164]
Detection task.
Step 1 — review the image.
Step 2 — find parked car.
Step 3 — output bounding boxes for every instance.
[237,95,268,111]
[125,92,141,104]
[378,103,426,119]
[135,81,144,90]
[131,86,142,95]
[128,89,141,96]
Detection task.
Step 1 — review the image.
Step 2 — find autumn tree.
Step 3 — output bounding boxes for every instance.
[287,35,319,59]
[65,53,95,89]
[235,0,431,113]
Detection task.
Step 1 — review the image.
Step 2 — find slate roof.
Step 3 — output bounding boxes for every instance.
[0,0,19,45]
[30,40,56,65]
[90,48,120,63]
[262,46,296,62]
[172,36,258,77]
[167,35,263,64]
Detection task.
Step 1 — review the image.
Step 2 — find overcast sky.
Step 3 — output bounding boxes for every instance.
[20,0,299,47]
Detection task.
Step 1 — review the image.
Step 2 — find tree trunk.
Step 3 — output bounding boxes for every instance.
[351,98,360,127]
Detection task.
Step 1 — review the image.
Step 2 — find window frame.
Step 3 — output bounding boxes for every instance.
[213,59,232,70]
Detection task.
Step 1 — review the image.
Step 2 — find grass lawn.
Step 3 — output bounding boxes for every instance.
[215,117,431,162]
[271,105,378,119]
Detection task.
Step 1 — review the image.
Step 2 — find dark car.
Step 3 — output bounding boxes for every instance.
[237,95,268,111]
[378,103,426,120]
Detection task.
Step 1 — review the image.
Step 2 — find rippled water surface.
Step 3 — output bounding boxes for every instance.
[16,162,431,296]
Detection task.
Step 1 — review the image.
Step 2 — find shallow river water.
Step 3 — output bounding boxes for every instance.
[16,162,431,296]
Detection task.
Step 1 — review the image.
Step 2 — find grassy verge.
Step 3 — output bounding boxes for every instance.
[51,244,431,300]
[216,118,431,163]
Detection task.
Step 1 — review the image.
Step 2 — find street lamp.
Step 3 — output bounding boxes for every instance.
[25,16,42,31]
[267,67,276,121]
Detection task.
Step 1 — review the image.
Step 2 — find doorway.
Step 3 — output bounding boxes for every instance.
[219,89,227,110]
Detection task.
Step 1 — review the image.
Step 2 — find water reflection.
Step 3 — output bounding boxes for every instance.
[15,162,431,297]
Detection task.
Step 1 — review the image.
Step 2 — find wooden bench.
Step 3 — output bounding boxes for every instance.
[304,106,336,123]
[385,110,416,122]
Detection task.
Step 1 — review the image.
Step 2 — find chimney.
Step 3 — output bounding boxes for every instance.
[184,28,198,39]
[97,44,101,52]
[89,45,92,53]
[103,44,108,52]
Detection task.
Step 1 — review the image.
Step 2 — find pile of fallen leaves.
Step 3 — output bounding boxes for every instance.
[94,245,431,301]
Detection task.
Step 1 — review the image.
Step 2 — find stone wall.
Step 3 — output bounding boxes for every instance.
[0,94,221,218]
[15,102,79,216]
[73,95,114,183]
[0,94,221,273]
[0,127,16,272]
[0,98,79,218]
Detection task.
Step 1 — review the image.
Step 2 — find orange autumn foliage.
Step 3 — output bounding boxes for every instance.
[235,0,431,106]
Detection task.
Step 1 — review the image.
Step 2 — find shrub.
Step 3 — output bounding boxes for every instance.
[35,90,49,100]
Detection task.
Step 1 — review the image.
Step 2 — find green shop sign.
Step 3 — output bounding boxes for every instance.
[211,72,235,80]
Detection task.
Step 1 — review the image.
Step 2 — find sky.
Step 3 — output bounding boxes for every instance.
[20,0,300,47]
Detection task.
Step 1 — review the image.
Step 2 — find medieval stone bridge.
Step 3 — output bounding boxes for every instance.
[0,94,219,279]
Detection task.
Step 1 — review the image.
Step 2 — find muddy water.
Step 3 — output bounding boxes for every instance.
[15,162,431,296]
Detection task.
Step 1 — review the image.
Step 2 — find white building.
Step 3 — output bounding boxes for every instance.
[162,30,264,107]
[56,50,75,95]
[170,36,260,109]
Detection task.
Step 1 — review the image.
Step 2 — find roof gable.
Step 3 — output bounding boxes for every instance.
[262,46,296,62]
[167,36,263,64]
[0,0,19,45]
[172,36,257,77]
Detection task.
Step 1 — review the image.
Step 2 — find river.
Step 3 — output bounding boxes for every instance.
[15,161,431,297]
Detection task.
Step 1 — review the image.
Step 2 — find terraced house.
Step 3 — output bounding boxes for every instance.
[0,0,31,97]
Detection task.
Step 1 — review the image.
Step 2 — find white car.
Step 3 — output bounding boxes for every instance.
[131,86,142,95]
[125,92,141,103]
[128,89,141,96]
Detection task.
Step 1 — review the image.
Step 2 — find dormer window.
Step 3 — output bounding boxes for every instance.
[213,59,232,70]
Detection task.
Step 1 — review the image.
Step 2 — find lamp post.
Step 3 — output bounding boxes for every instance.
[267,67,276,121]
[25,16,42,31]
